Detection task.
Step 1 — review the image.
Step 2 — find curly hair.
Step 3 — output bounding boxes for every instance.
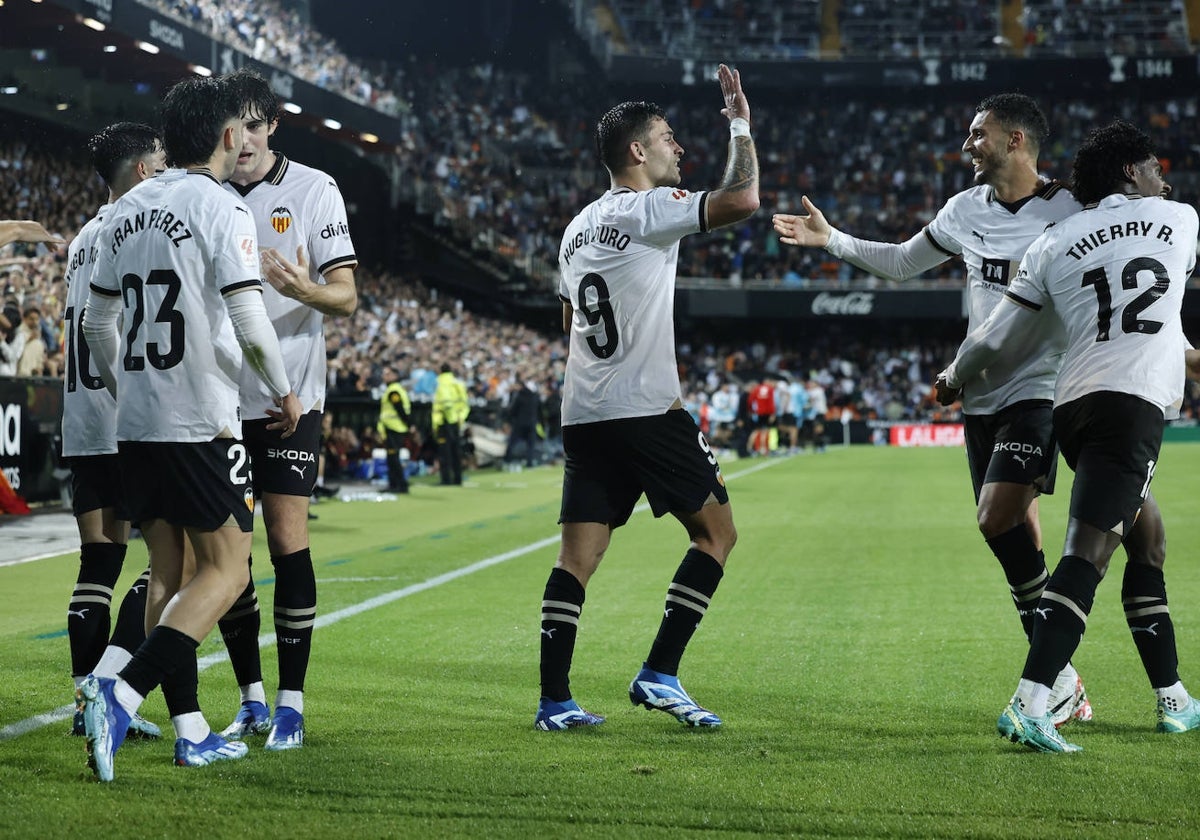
[976,93,1049,155]
[595,101,666,175]
[86,122,160,188]
[1070,120,1156,206]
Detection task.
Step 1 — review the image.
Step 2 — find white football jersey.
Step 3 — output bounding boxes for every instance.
[926,181,1081,414]
[62,205,117,456]
[226,155,357,418]
[1006,193,1198,413]
[90,168,263,442]
[558,187,706,425]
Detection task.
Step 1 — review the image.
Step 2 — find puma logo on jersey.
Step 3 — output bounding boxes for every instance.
[1035,606,1053,620]
[67,608,89,620]
[971,230,985,242]
[291,464,307,479]
[1012,454,1030,468]
[540,628,556,639]
[1131,622,1160,636]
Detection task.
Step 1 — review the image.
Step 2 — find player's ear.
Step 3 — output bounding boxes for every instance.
[268,119,280,137]
[222,124,239,152]
[630,140,646,164]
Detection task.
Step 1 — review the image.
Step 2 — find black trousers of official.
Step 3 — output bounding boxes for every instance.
[439,424,463,485]
[384,428,409,492]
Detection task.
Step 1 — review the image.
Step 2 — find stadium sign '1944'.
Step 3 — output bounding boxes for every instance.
[811,292,874,316]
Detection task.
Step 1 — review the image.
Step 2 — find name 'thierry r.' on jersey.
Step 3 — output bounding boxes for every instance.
[558,187,707,425]
[226,155,357,418]
[1006,193,1199,413]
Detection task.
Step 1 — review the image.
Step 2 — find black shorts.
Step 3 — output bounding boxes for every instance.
[560,409,729,528]
[118,439,255,532]
[779,413,798,428]
[1053,391,1164,536]
[68,454,128,519]
[963,400,1058,502]
[243,410,322,497]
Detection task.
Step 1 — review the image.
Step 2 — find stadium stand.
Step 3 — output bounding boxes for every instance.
[6,0,1200,497]
[136,0,405,114]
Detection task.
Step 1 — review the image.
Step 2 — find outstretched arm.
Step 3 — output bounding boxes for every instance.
[775,198,948,282]
[0,220,64,249]
[705,64,759,230]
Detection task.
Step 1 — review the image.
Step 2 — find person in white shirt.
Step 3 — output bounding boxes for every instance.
[76,74,302,782]
[535,64,759,731]
[208,69,358,752]
[61,122,166,741]
[937,120,1200,752]
[774,93,1092,724]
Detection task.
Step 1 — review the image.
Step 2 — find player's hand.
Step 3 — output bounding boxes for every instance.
[773,196,831,248]
[933,372,961,406]
[0,220,65,249]
[266,392,303,439]
[261,246,314,302]
[717,63,750,125]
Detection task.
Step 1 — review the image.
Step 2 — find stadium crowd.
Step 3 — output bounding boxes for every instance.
[6,54,1200,476]
[399,61,1200,287]
[137,0,406,115]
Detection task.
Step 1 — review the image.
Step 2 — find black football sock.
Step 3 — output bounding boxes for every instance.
[1023,556,1101,687]
[645,549,724,677]
[118,625,199,700]
[160,644,201,719]
[539,567,585,702]
[218,557,263,689]
[272,549,316,693]
[68,542,126,677]
[1122,563,1180,689]
[108,567,149,654]
[985,524,1047,642]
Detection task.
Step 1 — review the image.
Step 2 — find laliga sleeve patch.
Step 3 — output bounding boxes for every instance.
[238,236,257,268]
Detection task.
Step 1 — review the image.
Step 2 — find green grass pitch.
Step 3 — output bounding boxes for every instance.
[3,445,1200,838]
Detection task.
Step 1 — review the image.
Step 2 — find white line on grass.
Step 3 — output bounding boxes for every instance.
[0,456,787,741]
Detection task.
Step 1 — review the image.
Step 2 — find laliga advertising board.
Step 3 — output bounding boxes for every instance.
[0,377,62,503]
[889,423,965,447]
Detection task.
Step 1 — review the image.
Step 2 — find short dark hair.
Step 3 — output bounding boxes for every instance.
[440,362,452,373]
[87,122,160,187]
[1070,120,1157,206]
[595,101,667,174]
[976,93,1049,155]
[159,76,240,168]
[223,68,283,125]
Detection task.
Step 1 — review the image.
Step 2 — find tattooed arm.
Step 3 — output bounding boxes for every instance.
[705,63,760,230]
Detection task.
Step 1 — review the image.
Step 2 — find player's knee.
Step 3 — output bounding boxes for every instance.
[976,504,1022,539]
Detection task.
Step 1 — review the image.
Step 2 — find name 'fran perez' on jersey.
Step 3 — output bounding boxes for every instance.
[1065,219,1173,261]
[109,208,195,252]
[560,224,630,266]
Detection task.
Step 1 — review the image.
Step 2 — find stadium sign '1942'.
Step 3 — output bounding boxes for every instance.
[811,292,874,316]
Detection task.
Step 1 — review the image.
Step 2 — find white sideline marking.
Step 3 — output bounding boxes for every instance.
[0,457,785,741]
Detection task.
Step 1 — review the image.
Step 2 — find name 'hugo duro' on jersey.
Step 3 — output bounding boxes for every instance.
[227,155,357,418]
[558,186,708,426]
[90,169,263,443]
[925,180,1080,414]
[1005,193,1199,413]
[62,205,117,457]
